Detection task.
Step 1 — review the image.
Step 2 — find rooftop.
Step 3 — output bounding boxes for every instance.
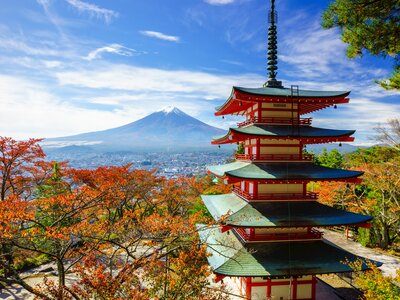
[202,193,372,227]
[208,161,363,181]
[212,125,355,144]
[198,225,381,277]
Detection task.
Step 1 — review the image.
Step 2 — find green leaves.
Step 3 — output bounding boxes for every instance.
[322,0,400,89]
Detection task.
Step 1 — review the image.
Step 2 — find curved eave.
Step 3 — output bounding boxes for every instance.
[215,87,351,116]
[202,193,372,228]
[198,226,381,278]
[212,126,355,145]
[207,162,363,183]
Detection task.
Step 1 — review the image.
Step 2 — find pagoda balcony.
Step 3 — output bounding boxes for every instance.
[237,117,312,127]
[235,228,323,242]
[233,187,318,201]
[235,153,314,162]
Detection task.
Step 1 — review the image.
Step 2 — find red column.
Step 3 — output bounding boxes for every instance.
[292,277,298,300]
[311,276,317,300]
[246,277,252,299]
[254,181,258,199]
[299,142,303,159]
[267,279,272,298]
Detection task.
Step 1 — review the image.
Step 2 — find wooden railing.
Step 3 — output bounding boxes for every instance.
[235,153,314,161]
[235,227,323,242]
[237,117,312,127]
[233,187,318,201]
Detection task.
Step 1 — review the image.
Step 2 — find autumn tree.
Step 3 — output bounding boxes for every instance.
[322,0,400,90]
[0,137,58,287]
[347,259,400,300]
[318,145,400,249]
[0,137,46,201]
[1,164,227,299]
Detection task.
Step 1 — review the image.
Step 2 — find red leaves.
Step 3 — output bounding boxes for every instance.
[0,137,47,201]
[0,136,226,299]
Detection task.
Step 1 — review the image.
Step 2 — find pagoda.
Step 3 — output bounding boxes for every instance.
[199,1,380,299]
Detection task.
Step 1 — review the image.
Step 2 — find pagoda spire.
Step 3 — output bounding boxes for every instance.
[264,0,283,88]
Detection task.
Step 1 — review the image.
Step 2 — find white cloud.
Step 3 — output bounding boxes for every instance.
[280,21,347,79]
[0,36,61,57]
[42,60,63,68]
[0,75,130,139]
[85,44,141,61]
[140,31,180,42]
[65,0,118,23]
[55,63,262,98]
[304,93,400,145]
[205,0,235,5]
[279,18,390,84]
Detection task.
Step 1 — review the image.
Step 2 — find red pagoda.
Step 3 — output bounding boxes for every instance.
[199,1,379,299]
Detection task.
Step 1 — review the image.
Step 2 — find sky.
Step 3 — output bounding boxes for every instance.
[0,0,399,145]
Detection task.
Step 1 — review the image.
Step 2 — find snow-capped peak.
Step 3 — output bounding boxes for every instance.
[158,106,182,114]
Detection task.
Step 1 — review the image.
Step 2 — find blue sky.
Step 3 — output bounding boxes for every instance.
[0,0,399,145]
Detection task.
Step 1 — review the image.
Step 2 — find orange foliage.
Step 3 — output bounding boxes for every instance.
[1,154,225,299]
[0,137,48,200]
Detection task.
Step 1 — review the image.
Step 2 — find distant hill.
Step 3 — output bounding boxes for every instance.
[43,107,225,152]
[308,143,365,154]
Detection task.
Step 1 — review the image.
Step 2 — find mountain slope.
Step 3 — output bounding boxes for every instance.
[43,107,225,152]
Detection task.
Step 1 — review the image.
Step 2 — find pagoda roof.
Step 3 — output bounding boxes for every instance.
[202,193,372,227]
[212,125,355,144]
[216,86,350,116]
[234,86,350,98]
[208,161,363,182]
[198,225,381,277]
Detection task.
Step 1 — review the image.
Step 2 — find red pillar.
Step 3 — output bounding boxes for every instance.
[267,279,272,299]
[311,275,317,300]
[292,277,298,300]
[246,277,252,299]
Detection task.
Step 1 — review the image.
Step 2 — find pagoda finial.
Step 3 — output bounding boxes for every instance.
[264,0,283,88]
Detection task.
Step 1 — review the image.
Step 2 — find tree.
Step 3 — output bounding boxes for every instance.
[315,148,344,168]
[1,164,228,299]
[347,259,400,300]
[0,137,46,201]
[322,0,400,90]
[375,118,400,151]
[0,137,55,287]
[318,147,400,249]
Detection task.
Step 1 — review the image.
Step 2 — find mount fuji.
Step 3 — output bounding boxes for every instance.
[43,107,225,152]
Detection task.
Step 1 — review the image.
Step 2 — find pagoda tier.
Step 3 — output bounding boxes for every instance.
[215,86,350,116]
[212,125,355,145]
[208,161,363,184]
[202,194,372,228]
[199,226,380,278]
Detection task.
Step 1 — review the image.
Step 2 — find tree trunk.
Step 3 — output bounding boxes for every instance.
[57,258,65,299]
[379,222,390,249]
